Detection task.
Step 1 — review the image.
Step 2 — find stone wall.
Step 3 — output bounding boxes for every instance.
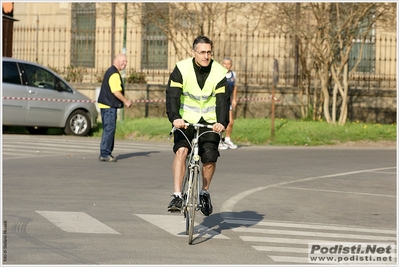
[72,83,397,124]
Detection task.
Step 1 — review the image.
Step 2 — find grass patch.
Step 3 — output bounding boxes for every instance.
[91,117,396,146]
[4,118,396,146]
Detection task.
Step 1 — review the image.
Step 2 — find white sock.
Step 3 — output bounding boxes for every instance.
[225,137,231,142]
[200,190,208,195]
[174,192,182,198]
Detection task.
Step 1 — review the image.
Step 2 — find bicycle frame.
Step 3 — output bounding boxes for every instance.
[169,122,216,244]
[181,124,211,209]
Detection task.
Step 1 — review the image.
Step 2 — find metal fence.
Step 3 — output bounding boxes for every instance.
[11,25,397,90]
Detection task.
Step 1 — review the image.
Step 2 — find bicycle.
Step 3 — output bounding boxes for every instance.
[169,122,219,245]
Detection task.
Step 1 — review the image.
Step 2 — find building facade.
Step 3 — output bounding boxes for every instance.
[10,2,396,90]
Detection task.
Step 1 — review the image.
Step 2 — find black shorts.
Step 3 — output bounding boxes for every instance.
[173,124,221,164]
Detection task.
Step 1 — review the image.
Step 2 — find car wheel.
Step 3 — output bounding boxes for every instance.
[26,126,48,135]
[64,110,91,136]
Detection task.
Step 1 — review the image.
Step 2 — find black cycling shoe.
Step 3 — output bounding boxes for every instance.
[167,195,183,212]
[200,192,213,216]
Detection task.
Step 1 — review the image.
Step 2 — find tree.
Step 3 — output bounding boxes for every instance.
[96,2,395,124]
[98,2,247,60]
[260,2,395,125]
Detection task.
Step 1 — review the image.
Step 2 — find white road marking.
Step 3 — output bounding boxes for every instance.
[224,219,396,234]
[2,135,172,160]
[253,246,308,253]
[36,211,120,234]
[220,167,396,216]
[219,166,396,264]
[277,185,396,198]
[240,236,396,244]
[233,227,396,241]
[226,218,396,264]
[135,214,229,239]
[253,244,397,253]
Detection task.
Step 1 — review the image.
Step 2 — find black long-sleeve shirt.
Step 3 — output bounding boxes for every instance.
[165,58,230,128]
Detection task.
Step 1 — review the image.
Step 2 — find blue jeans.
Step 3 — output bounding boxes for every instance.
[100,108,117,157]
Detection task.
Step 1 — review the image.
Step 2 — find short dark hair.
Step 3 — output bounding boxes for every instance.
[192,35,213,50]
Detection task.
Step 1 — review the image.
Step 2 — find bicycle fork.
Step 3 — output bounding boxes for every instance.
[184,162,201,212]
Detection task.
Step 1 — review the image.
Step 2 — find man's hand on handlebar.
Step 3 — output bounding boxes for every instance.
[212,123,225,133]
[173,119,188,129]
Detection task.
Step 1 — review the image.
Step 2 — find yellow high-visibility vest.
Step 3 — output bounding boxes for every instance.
[176,58,227,123]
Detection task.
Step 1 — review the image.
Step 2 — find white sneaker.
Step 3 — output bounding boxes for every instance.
[224,140,238,149]
[218,142,229,150]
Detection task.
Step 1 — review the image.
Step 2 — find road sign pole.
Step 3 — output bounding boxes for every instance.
[271,84,275,140]
[120,3,127,123]
[271,59,279,141]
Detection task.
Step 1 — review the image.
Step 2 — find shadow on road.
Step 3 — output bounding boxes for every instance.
[193,211,264,245]
[116,151,160,160]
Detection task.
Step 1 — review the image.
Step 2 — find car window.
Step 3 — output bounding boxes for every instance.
[3,61,22,85]
[23,63,56,90]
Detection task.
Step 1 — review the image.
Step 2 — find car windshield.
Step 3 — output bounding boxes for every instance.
[56,78,73,93]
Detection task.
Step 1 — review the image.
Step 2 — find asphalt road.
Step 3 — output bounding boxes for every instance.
[2,134,397,266]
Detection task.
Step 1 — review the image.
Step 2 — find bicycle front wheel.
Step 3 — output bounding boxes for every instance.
[187,165,199,245]
[182,158,190,235]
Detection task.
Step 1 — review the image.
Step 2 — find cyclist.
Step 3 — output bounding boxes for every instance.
[165,35,230,216]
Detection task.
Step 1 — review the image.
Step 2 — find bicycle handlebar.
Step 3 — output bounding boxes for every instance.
[169,122,213,136]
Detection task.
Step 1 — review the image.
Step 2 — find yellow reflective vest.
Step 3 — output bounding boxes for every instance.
[176,58,227,123]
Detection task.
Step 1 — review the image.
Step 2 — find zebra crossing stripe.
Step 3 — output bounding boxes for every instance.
[226,219,396,264]
[240,236,396,244]
[233,227,396,241]
[36,211,120,234]
[225,219,396,234]
[242,236,322,244]
[135,214,230,239]
[253,245,397,253]
[2,135,172,160]
[253,246,308,253]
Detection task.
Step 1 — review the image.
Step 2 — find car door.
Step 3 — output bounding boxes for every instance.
[22,63,66,127]
[2,60,29,125]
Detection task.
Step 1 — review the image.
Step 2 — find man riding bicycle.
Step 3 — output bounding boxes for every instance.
[165,35,230,216]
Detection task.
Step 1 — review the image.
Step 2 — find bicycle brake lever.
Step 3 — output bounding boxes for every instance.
[168,127,176,140]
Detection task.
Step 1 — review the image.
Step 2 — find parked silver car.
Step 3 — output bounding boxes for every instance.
[2,57,98,136]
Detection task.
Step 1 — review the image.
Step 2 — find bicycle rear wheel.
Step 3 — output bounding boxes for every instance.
[187,165,199,245]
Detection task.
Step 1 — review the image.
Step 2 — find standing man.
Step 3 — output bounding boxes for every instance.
[165,36,230,216]
[219,57,238,150]
[98,53,132,162]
